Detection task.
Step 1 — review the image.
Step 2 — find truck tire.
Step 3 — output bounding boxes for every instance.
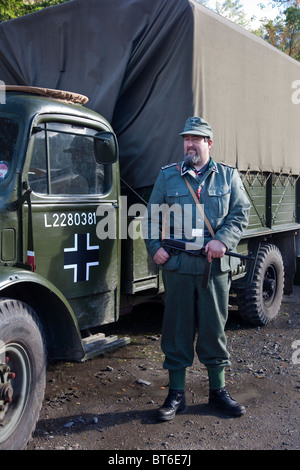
[236,243,284,326]
[0,298,46,450]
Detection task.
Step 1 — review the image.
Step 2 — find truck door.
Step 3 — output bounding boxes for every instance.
[26,118,120,330]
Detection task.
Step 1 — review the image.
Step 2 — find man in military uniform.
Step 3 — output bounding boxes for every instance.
[144,117,250,420]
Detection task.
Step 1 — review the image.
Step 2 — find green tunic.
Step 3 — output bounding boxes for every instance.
[144,158,250,370]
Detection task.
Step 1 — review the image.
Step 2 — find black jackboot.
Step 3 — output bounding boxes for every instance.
[156,389,186,421]
[209,387,246,417]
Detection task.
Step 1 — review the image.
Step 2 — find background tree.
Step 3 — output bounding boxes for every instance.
[0,0,69,22]
[258,1,300,60]
[215,0,251,28]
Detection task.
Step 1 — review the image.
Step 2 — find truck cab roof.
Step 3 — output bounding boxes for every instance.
[1,85,110,128]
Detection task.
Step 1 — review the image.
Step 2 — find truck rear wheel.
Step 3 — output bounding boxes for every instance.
[236,243,284,326]
[0,299,46,450]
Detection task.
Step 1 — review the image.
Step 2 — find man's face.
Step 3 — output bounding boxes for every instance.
[183,134,212,166]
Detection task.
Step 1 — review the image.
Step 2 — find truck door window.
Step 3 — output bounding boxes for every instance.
[29,122,105,195]
[0,117,19,183]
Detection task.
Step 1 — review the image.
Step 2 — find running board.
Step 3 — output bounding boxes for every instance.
[82,332,130,360]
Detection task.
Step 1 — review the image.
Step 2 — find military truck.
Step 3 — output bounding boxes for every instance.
[0,85,158,450]
[1,0,300,451]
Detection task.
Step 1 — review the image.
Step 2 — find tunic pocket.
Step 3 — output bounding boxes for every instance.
[166,187,189,204]
[207,185,230,217]
[165,188,190,239]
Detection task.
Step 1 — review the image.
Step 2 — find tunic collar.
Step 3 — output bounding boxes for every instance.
[180,157,218,177]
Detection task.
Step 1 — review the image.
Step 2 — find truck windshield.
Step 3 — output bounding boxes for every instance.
[0,117,19,183]
[29,122,106,195]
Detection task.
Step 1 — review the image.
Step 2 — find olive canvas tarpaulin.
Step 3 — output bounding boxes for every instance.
[0,0,299,188]
[191,4,300,176]
[0,0,194,189]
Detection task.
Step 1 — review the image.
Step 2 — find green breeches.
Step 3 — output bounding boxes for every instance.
[161,268,231,373]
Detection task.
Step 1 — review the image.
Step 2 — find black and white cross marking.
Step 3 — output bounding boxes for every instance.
[64,233,99,282]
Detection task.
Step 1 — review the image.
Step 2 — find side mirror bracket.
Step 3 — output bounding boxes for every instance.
[94,131,118,164]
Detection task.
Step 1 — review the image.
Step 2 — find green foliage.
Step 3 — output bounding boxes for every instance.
[0,0,70,22]
[215,0,251,28]
[259,2,300,60]
[209,0,300,61]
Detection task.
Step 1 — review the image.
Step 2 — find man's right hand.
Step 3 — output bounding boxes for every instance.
[153,247,170,265]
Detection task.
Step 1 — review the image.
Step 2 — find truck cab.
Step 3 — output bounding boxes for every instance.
[0,86,131,449]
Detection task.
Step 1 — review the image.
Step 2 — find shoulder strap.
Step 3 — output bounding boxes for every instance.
[175,164,215,238]
[183,176,215,238]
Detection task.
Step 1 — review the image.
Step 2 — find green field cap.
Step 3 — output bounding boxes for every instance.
[179,117,213,139]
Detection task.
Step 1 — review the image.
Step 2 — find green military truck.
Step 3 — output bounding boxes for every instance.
[0,86,156,450]
[1,0,300,451]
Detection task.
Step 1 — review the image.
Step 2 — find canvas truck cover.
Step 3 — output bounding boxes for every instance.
[0,0,299,189]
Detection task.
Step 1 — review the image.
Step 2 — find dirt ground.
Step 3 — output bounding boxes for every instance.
[27,287,300,452]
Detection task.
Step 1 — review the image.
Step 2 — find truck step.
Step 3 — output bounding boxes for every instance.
[82,332,130,360]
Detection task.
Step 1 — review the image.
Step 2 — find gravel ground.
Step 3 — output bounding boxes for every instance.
[27,287,300,452]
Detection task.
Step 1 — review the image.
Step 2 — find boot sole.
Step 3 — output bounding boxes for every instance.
[209,401,246,417]
[156,404,186,421]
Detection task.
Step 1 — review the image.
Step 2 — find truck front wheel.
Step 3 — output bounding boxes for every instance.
[236,243,284,326]
[0,299,46,450]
